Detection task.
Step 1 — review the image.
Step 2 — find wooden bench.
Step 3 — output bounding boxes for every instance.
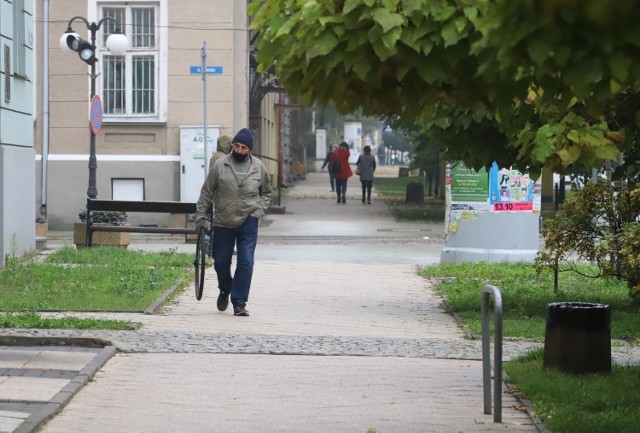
[85,199,199,247]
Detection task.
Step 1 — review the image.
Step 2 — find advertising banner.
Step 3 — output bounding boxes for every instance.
[450,162,489,205]
[344,121,362,163]
[488,162,541,213]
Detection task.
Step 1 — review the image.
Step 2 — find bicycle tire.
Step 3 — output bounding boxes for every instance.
[194,226,206,300]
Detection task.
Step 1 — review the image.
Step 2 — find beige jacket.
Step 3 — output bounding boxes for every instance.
[196,154,273,228]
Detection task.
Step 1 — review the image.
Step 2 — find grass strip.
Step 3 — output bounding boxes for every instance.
[45,245,194,267]
[505,349,640,433]
[0,311,132,330]
[421,262,640,340]
[0,247,194,323]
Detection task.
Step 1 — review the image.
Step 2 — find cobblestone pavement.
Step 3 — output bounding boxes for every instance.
[2,171,638,432]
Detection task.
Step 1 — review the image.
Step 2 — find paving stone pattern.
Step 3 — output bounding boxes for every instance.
[2,172,638,432]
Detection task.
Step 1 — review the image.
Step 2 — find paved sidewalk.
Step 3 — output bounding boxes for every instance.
[1,172,635,432]
[11,261,541,433]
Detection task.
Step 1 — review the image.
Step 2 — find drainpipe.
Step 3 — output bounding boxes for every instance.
[40,0,50,217]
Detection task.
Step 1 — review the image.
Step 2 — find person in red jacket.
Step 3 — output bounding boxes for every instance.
[329,141,353,204]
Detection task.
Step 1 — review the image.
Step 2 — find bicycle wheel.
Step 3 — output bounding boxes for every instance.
[194,226,206,300]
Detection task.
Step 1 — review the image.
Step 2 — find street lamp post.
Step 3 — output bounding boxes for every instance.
[59,16,128,199]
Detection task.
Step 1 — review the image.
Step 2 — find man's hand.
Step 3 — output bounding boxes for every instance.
[195,217,207,232]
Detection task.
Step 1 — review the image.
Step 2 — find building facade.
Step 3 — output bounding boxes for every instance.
[0,0,36,267]
[35,0,276,228]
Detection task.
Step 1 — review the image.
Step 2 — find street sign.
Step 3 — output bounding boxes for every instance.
[189,65,223,75]
[90,95,103,135]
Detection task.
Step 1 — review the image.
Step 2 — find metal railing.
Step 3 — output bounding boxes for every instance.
[481,284,503,423]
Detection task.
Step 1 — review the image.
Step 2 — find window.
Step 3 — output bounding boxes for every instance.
[112,178,144,200]
[12,0,28,77]
[100,4,159,118]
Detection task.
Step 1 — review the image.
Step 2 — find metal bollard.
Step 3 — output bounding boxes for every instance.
[481,284,503,423]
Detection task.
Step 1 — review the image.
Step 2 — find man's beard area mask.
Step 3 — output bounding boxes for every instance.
[232,151,249,162]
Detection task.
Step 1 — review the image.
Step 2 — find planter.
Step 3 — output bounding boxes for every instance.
[36,222,48,237]
[73,222,131,249]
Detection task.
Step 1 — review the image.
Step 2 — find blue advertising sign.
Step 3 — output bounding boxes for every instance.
[488,162,534,211]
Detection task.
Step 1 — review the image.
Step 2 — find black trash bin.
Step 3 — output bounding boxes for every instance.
[543,302,611,374]
[405,182,424,203]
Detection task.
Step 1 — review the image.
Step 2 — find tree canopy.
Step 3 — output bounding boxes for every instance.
[249,0,640,177]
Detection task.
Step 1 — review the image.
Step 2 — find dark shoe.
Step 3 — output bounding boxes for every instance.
[217,291,230,311]
[337,198,341,203]
[342,196,346,203]
[233,306,249,317]
[362,198,365,203]
[367,200,371,204]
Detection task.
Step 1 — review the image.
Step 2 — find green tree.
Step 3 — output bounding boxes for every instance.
[381,128,410,153]
[249,0,640,177]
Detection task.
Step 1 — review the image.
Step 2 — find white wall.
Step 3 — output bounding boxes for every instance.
[0,0,36,267]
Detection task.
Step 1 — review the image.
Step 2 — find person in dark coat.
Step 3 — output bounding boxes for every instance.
[329,141,353,204]
[356,145,376,204]
[320,143,338,191]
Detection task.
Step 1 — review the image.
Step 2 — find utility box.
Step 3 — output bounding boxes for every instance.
[179,125,220,203]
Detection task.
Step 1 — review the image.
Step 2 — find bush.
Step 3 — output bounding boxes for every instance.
[78,209,128,225]
[536,181,640,298]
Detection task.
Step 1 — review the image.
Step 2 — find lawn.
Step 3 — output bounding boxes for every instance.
[423,262,640,433]
[0,246,195,328]
[421,262,640,340]
[375,176,445,221]
[505,349,640,433]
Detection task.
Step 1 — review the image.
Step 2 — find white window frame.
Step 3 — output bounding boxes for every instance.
[90,0,168,123]
[12,0,28,78]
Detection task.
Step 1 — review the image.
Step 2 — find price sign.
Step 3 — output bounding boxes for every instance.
[493,202,533,212]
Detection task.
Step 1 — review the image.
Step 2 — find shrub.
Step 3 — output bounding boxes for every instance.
[78,209,128,225]
[536,181,640,298]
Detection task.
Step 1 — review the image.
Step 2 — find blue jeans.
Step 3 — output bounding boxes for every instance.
[211,216,259,308]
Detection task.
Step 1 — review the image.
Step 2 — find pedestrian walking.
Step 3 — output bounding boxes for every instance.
[320,143,338,191]
[195,128,273,317]
[208,135,232,171]
[356,145,376,204]
[330,141,353,204]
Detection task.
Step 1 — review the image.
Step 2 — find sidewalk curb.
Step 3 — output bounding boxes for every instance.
[12,343,117,433]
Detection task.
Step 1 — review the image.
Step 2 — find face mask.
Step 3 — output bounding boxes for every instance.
[232,150,249,162]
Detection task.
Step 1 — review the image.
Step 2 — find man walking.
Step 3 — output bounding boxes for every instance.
[195,128,273,316]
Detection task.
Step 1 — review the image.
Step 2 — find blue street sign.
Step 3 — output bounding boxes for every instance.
[189,65,223,75]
